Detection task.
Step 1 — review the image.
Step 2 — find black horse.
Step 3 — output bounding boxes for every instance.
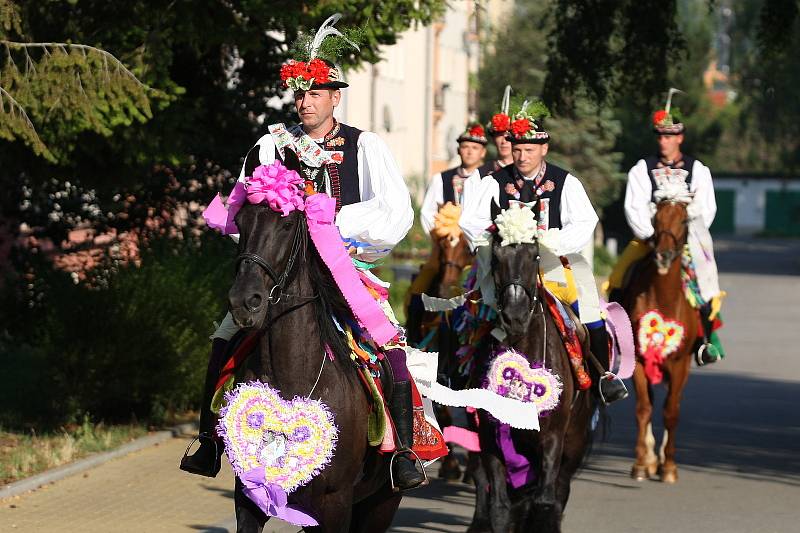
[469,221,595,533]
[227,201,401,532]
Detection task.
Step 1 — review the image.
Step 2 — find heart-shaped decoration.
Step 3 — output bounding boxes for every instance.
[638,310,684,356]
[485,349,563,415]
[217,381,337,494]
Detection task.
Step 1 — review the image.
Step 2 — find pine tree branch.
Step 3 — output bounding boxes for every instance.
[1,40,150,90]
[0,84,48,154]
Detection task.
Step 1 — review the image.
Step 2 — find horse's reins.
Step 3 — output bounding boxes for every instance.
[652,202,689,271]
[235,217,327,399]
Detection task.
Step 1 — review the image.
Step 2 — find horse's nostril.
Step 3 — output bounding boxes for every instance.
[246,294,262,310]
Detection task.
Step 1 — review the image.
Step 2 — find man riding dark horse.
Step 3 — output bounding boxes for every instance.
[459,98,628,404]
[181,16,427,492]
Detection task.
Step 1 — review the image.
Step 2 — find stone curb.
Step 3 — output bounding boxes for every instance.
[0,422,197,500]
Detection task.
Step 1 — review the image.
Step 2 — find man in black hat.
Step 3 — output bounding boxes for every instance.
[459,100,629,404]
[181,22,427,491]
[419,122,495,234]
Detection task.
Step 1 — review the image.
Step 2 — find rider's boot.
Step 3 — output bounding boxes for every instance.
[695,303,721,366]
[588,326,629,405]
[180,337,227,477]
[388,380,428,491]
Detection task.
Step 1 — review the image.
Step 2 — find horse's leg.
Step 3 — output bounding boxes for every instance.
[481,450,512,533]
[555,396,593,512]
[349,484,401,533]
[631,362,658,480]
[529,431,567,533]
[305,491,354,533]
[659,355,691,484]
[467,451,492,533]
[234,478,267,533]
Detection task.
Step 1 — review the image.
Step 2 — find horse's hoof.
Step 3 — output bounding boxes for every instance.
[630,464,649,481]
[631,462,658,481]
[659,465,678,484]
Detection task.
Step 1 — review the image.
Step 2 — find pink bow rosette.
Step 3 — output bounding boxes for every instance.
[202,161,304,234]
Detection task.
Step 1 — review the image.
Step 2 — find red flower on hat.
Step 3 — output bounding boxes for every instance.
[510,118,531,137]
[280,59,332,88]
[491,113,511,132]
[653,109,669,126]
[307,58,331,82]
[468,124,485,138]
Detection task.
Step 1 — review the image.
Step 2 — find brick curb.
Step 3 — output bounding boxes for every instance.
[0,422,197,500]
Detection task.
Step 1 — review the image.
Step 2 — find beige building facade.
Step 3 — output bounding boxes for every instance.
[338,1,514,203]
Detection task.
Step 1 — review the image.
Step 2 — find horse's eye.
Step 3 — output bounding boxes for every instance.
[282,221,293,230]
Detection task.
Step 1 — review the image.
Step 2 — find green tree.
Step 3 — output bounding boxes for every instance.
[1,0,446,241]
[478,0,624,214]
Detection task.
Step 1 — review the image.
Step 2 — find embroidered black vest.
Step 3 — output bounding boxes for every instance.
[644,155,695,202]
[441,163,496,204]
[241,123,362,213]
[494,163,569,230]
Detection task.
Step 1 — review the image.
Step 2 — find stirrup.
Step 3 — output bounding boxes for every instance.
[598,372,629,405]
[179,432,221,476]
[695,343,720,366]
[389,448,429,492]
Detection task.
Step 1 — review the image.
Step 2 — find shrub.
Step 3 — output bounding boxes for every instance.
[0,233,234,428]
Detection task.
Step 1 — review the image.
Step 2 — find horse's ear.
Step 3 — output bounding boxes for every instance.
[282,149,302,173]
[490,199,501,222]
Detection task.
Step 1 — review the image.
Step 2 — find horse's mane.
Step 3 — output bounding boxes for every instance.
[303,224,357,363]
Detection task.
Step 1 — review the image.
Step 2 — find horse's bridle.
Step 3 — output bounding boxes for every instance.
[495,245,542,316]
[652,201,689,272]
[235,216,309,308]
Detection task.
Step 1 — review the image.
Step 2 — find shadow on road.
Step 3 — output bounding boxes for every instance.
[715,237,800,276]
[592,371,800,487]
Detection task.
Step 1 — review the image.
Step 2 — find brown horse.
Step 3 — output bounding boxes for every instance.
[469,224,595,533]
[228,202,402,532]
[405,217,472,349]
[620,200,698,484]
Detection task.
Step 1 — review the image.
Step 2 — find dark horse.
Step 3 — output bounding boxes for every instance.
[227,201,401,532]
[619,200,697,484]
[469,224,595,533]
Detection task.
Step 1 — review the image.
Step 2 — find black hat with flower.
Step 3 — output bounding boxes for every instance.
[652,88,685,135]
[506,99,551,144]
[487,85,512,136]
[280,14,364,91]
[457,122,489,145]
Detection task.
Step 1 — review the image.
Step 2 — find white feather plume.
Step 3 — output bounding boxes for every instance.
[501,85,511,115]
[310,13,360,59]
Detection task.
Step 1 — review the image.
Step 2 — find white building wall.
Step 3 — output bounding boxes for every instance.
[715,177,800,234]
[339,4,478,204]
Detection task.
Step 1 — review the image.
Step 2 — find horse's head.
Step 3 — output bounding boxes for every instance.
[652,200,688,275]
[228,202,307,330]
[491,201,540,342]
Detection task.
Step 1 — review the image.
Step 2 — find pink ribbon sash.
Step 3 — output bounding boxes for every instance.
[305,194,397,346]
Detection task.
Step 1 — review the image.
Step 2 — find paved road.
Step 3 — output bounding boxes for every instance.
[1,238,798,532]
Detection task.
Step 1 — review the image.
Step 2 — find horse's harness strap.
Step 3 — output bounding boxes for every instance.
[236,217,306,304]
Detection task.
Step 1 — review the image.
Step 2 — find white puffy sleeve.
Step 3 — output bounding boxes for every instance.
[335,131,414,262]
[459,172,500,251]
[624,159,656,240]
[420,173,444,235]
[689,160,717,229]
[558,174,599,255]
[227,133,277,243]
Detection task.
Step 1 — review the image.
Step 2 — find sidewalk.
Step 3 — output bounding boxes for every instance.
[0,432,295,532]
